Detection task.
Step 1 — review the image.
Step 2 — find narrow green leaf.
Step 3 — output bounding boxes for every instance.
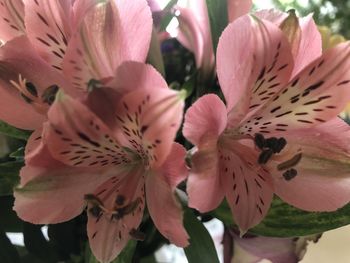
[183,209,220,263]
[0,228,20,263]
[159,0,178,31]
[85,240,137,263]
[0,121,31,140]
[205,0,228,51]
[0,161,23,196]
[214,197,350,237]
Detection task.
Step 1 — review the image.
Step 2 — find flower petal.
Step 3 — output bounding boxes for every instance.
[63,0,152,94]
[227,0,252,23]
[146,143,189,247]
[87,168,145,263]
[24,0,73,71]
[176,0,214,75]
[0,0,25,41]
[272,118,350,211]
[220,143,274,233]
[0,36,67,129]
[239,42,350,135]
[115,0,152,62]
[187,139,224,212]
[114,86,184,168]
[217,15,293,124]
[45,92,131,168]
[291,14,322,78]
[14,165,107,224]
[183,94,227,145]
[254,9,288,25]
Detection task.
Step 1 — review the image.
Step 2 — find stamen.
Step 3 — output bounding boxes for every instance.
[42,85,59,105]
[258,149,274,164]
[89,205,102,218]
[115,194,125,206]
[282,168,298,180]
[254,133,265,149]
[277,153,302,171]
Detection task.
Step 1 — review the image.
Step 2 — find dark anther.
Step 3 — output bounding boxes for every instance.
[258,149,274,164]
[84,194,103,206]
[115,195,125,206]
[42,84,59,105]
[282,168,298,180]
[21,93,33,104]
[265,137,278,151]
[114,197,142,220]
[254,133,265,149]
[274,138,287,153]
[25,82,38,97]
[129,228,146,241]
[89,205,102,218]
[140,125,148,133]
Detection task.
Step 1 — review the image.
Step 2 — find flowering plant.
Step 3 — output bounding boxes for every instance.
[1,0,350,263]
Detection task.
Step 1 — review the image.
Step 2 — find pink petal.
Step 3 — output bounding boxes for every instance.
[14,165,107,224]
[271,118,350,211]
[45,92,131,168]
[63,0,121,94]
[114,86,184,168]
[0,0,25,41]
[187,140,224,212]
[220,143,274,233]
[146,143,189,247]
[112,61,168,93]
[291,14,322,78]
[87,168,145,263]
[183,94,227,145]
[24,0,73,71]
[176,0,214,75]
[227,0,252,23]
[217,15,293,124]
[63,0,152,94]
[239,42,350,135]
[115,0,152,62]
[0,36,67,129]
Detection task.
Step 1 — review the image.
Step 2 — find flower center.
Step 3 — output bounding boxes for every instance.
[84,193,142,221]
[254,133,302,180]
[10,74,59,114]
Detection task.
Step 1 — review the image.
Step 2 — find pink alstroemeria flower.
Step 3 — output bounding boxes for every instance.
[0,0,152,156]
[176,0,252,78]
[14,62,189,263]
[183,14,350,233]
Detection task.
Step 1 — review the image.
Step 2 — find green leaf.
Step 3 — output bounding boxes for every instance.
[205,0,228,51]
[183,209,220,263]
[85,240,137,263]
[214,197,350,237]
[0,121,31,140]
[159,0,178,31]
[0,196,23,232]
[0,228,20,263]
[0,161,23,196]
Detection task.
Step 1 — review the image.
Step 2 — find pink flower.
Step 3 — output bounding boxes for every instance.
[14,62,189,263]
[183,14,350,233]
[176,0,252,79]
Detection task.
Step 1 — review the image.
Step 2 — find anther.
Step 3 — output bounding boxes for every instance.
[89,205,102,218]
[274,138,287,153]
[254,133,265,149]
[115,195,125,206]
[25,82,38,97]
[258,149,274,164]
[282,168,298,180]
[42,85,59,105]
[277,153,302,171]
